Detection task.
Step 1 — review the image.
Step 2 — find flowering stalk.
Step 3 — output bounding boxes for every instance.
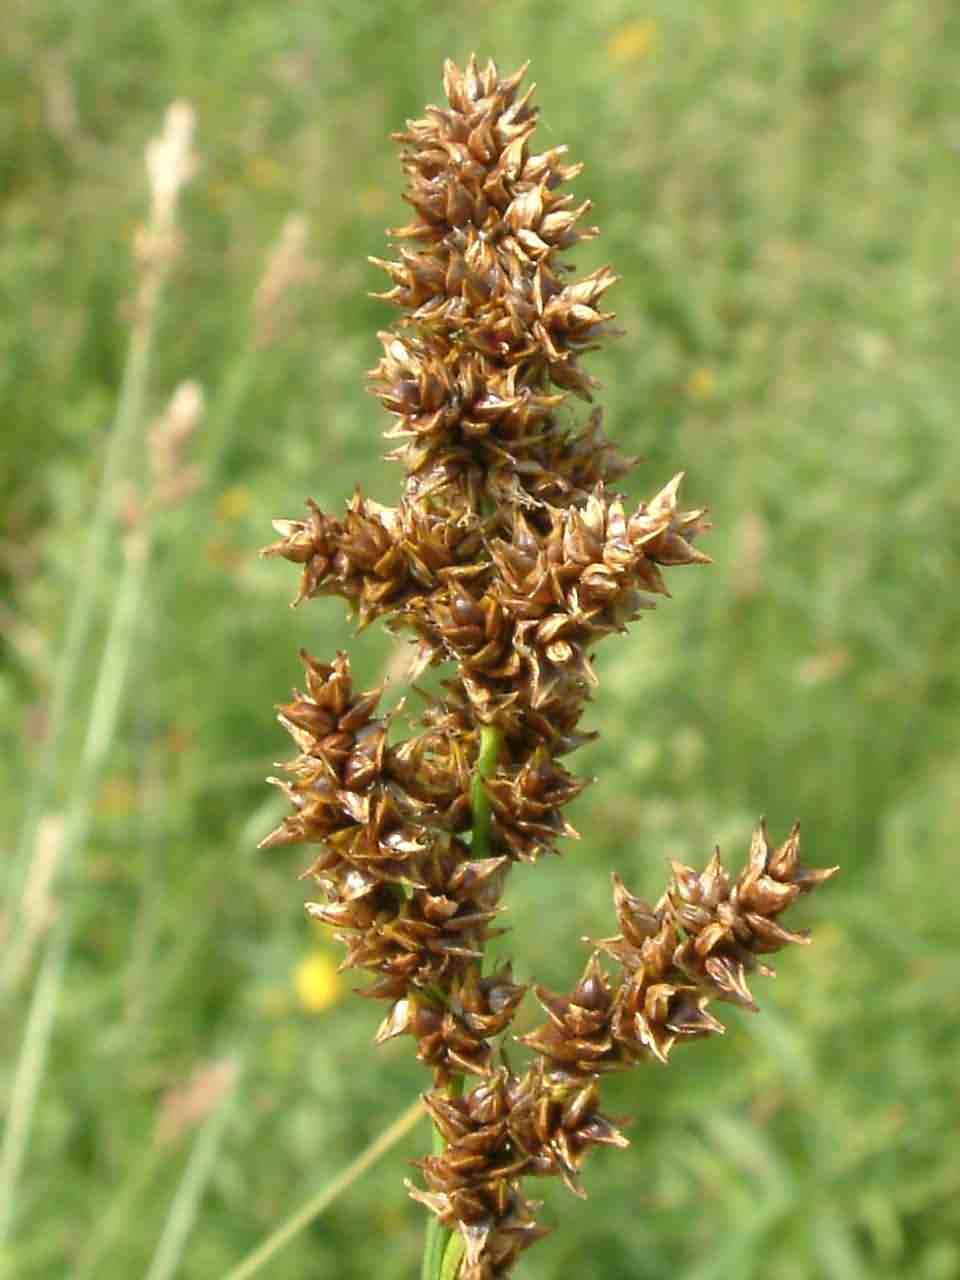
[422,1084,459,1280]
[262,56,836,1279]
[469,726,502,862]
[424,722,499,1278]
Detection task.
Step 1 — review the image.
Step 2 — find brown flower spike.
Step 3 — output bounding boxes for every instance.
[262,55,836,1279]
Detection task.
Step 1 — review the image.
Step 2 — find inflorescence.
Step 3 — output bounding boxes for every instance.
[262,56,836,1280]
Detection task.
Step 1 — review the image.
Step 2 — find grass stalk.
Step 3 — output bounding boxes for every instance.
[0,529,151,1246]
[143,1059,243,1280]
[0,100,196,1249]
[224,1097,426,1280]
[421,1077,464,1280]
[69,1141,172,1280]
[2,325,154,979]
[469,725,503,862]
[3,101,195,974]
[422,725,502,1280]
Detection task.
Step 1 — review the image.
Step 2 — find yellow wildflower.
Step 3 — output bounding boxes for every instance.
[294,950,340,1013]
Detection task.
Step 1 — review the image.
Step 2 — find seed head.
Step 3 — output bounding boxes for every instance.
[261,54,836,1279]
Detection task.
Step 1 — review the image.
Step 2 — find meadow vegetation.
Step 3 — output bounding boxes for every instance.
[2,2,959,1277]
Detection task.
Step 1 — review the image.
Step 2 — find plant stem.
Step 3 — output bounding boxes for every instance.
[0,529,151,1247]
[470,724,502,861]
[420,1077,462,1280]
[225,1098,426,1280]
[144,1056,243,1280]
[439,1229,466,1280]
[2,322,153,973]
[0,100,195,1250]
[422,723,502,1279]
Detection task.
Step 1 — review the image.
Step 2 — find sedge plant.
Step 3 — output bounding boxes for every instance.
[261,56,836,1280]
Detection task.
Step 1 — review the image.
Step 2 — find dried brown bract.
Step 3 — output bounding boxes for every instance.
[262,54,836,1279]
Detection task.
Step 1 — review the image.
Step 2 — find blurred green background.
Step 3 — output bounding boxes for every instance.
[3,1,959,1277]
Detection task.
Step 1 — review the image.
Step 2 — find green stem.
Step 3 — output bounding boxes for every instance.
[2,321,153,953]
[422,724,502,1280]
[470,724,503,861]
[0,529,151,1247]
[439,1231,466,1280]
[225,1098,425,1280]
[420,1077,463,1280]
[143,1057,243,1280]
